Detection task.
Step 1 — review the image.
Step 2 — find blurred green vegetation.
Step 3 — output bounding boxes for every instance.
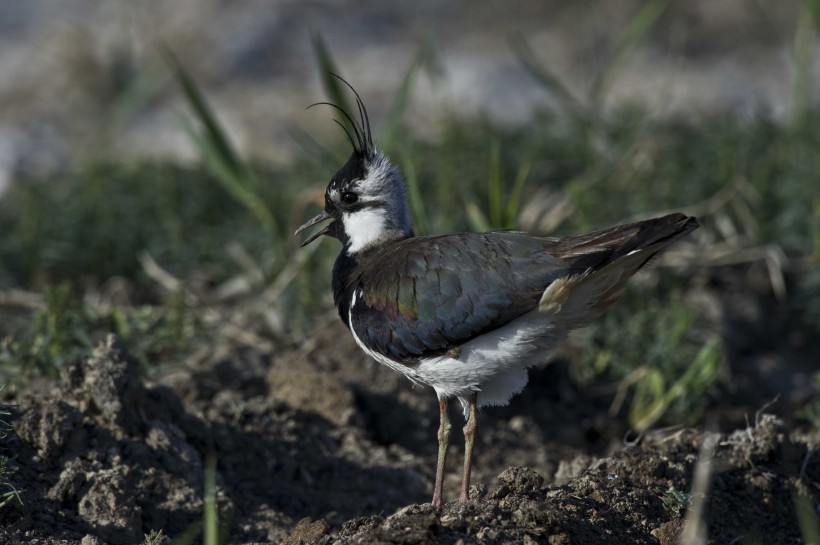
[0,23,818,429]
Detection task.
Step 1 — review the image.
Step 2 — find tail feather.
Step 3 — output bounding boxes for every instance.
[552,213,698,273]
[539,213,698,326]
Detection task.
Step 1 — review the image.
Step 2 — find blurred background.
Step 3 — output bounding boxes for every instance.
[0,1,813,179]
[1,0,819,435]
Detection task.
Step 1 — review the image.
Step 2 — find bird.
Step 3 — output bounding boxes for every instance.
[296,78,699,509]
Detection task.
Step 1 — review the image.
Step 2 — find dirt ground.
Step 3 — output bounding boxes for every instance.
[2,305,819,544]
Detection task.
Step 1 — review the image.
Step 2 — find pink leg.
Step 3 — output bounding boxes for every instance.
[432,398,451,509]
[459,392,478,503]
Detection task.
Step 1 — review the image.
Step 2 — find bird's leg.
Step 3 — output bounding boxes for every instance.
[432,398,451,509]
[459,392,478,503]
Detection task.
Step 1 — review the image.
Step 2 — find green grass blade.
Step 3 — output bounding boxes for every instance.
[510,34,589,124]
[791,0,819,126]
[613,0,670,58]
[488,140,502,228]
[162,48,243,177]
[110,64,166,131]
[0,405,22,510]
[504,158,531,228]
[382,45,429,151]
[589,0,670,105]
[203,454,218,545]
[465,200,491,232]
[630,337,720,431]
[179,115,277,241]
[402,155,430,235]
[164,47,277,241]
[795,491,820,545]
[312,33,356,132]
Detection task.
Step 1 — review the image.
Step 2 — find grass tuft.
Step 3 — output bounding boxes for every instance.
[0,393,22,509]
[574,285,721,430]
[656,485,691,518]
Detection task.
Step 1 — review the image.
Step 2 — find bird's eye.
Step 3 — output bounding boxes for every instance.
[341,191,358,205]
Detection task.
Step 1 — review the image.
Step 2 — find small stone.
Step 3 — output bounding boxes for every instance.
[653,519,684,545]
[77,469,142,544]
[280,517,330,545]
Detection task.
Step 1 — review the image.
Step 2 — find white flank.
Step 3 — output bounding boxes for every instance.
[348,286,570,419]
[416,311,566,417]
[348,291,426,384]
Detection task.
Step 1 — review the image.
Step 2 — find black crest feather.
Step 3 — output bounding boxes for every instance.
[307,73,373,158]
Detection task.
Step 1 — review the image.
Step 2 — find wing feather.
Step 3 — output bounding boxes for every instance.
[344,213,697,365]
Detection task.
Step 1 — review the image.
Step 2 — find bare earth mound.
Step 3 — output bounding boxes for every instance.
[2,329,817,544]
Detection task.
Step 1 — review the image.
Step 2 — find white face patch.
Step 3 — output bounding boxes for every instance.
[343,207,389,253]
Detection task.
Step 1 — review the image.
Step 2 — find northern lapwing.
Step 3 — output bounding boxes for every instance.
[296,79,699,509]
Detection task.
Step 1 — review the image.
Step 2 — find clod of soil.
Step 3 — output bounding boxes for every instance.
[296,417,817,544]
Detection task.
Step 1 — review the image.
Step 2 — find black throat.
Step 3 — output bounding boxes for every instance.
[331,232,413,329]
[332,250,359,329]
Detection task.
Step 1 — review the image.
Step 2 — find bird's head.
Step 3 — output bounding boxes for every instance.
[296,79,413,254]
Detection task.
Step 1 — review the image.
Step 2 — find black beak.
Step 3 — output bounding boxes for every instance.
[295,210,334,247]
